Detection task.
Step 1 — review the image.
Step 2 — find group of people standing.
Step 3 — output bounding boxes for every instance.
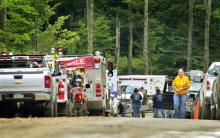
[130,68,191,119]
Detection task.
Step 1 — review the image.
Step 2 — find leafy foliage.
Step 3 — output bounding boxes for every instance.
[0,0,220,76]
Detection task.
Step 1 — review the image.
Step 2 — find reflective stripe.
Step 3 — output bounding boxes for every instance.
[58,88,65,92]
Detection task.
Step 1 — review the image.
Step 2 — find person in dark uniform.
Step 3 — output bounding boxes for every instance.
[153,87,164,118]
[130,88,142,118]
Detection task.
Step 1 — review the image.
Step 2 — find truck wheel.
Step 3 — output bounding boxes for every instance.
[66,101,73,117]
[190,111,194,119]
[216,107,220,120]
[141,111,146,118]
[74,109,83,117]
[83,108,88,116]
[201,101,210,120]
[44,102,54,117]
[211,107,216,120]
[53,102,57,117]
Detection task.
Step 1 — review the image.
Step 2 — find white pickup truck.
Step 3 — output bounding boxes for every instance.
[0,55,56,117]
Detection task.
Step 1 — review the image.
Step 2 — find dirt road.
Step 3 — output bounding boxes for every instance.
[0,116,220,138]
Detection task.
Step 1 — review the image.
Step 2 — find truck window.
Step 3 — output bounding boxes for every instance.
[125,86,133,93]
[208,66,220,76]
[0,60,45,68]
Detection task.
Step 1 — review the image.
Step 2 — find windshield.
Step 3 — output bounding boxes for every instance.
[120,85,137,94]
[208,66,220,75]
[188,82,202,92]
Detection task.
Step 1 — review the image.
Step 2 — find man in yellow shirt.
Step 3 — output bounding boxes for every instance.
[172,68,190,118]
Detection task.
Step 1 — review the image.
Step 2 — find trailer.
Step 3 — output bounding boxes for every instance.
[118,75,167,115]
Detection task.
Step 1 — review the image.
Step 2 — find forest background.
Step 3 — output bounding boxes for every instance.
[0,0,220,76]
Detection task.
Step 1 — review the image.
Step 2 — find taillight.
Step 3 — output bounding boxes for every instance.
[207,80,211,90]
[75,93,82,103]
[94,58,100,64]
[58,81,65,100]
[44,75,51,88]
[96,83,101,97]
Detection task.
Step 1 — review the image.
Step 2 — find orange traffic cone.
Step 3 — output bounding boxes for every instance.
[194,99,200,120]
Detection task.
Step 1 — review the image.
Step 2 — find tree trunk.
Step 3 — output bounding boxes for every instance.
[187,0,194,71]
[87,0,94,54]
[0,10,5,29]
[143,0,149,75]
[128,4,133,75]
[34,16,39,52]
[115,14,120,70]
[0,2,7,45]
[204,0,211,72]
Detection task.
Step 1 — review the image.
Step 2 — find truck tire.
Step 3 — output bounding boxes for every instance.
[97,109,105,116]
[83,108,88,116]
[201,101,210,120]
[211,107,216,120]
[53,102,57,117]
[210,97,216,120]
[141,111,146,118]
[216,107,220,120]
[44,102,54,117]
[66,101,73,117]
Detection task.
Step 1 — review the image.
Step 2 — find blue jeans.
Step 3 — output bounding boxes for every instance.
[132,104,141,118]
[173,94,188,118]
[154,108,164,118]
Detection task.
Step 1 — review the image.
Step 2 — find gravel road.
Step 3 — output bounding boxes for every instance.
[0,116,220,138]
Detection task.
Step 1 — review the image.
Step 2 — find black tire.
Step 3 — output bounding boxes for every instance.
[83,109,88,116]
[142,112,146,118]
[211,107,216,120]
[53,101,57,117]
[190,111,194,119]
[44,102,54,117]
[98,109,105,116]
[75,108,83,117]
[216,107,220,120]
[201,101,210,120]
[66,101,73,117]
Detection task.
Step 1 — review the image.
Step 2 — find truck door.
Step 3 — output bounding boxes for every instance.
[84,68,95,99]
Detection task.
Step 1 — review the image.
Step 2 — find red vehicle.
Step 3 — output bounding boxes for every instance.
[72,87,88,116]
[59,59,88,116]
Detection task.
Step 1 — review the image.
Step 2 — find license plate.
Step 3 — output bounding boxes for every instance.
[14,93,24,99]
[15,80,22,84]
